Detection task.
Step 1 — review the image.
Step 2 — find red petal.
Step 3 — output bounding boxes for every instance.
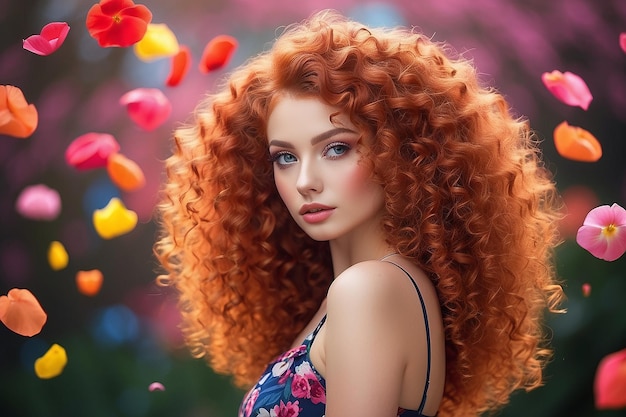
[595,349,626,409]
[65,132,120,170]
[166,45,191,87]
[199,35,238,73]
[0,288,47,337]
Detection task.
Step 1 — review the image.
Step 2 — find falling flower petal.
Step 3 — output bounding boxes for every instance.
[120,88,171,131]
[34,344,68,379]
[594,348,626,409]
[86,0,153,48]
[620,33,626,54]
[0,85,38,138]
[149,382,165,391]
[0,288,47,337]
[23,22,70,56]
[48,241,69,271]
[93,197,138,239]
[576,203,626,261]
[541,70,593,110]
[582,283,591,297]
[553,121,602,162]
[76,269,104,296]
[134,23,179,61]
[166,45,191,87]
[107,152,146,191]
[199,34,238,73]
[65,132,120,170]
[15,184,61,220]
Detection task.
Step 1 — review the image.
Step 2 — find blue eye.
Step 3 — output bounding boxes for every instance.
[270,151,297,166]
[324,142,350,159]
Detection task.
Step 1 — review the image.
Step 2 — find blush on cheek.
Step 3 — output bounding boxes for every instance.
[343,164,376,195]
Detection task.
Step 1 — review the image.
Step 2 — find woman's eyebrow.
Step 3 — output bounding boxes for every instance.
[268,127,357,148]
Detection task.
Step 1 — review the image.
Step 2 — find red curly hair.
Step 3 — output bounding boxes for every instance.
[154,10,564,417]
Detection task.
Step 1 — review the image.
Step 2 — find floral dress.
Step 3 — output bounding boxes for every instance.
[239,262,435,417]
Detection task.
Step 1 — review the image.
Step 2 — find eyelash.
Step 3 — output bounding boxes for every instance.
[268,141,352,167]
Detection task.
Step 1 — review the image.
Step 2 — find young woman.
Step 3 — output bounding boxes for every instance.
[154,10,564,417]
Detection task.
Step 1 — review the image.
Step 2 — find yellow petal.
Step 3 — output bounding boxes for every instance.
[34,343,67,379]
[47,241,68,271]
[133,23,179,62]
[92,197,138,239]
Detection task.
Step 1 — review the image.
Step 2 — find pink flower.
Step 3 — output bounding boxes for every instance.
[309,379,326,405]
[271,400,300,417]
[23,22,70,56]
[594,348,626,409]
[291,374,311,399]
[65,132,120,170]
[119,88,171,131]
[15,184,61,220]
[576,203,626,261]
[620,33,626,54]
[242,388,259,417]
[541,70,593,110]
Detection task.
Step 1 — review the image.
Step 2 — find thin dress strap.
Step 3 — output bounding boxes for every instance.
[383,260,432,415]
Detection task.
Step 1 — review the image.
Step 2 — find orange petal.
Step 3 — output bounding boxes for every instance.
[0,85,39,138]
[553,121,602,162]
[107,152,146,191]
[199,35,237,73]
[76,269,103,296]
[166,45,191,87]
[0,288,47,336]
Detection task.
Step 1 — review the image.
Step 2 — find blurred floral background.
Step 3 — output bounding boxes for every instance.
[1,0,625,416]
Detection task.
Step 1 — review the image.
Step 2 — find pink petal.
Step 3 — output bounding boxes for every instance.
[620,33,626,54]
[15,184,61,220]
[581,283,591,297]
[119,88,171,131]
[0,288,47,337]
[23,22,70,56]
[149,382,165,391]
[594,348,626,409]
[576,225,609,258]
[582,204,626,228]
[541,70,593,110]
[65,132,120,170]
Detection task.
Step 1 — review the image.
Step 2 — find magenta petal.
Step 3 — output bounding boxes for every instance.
[620,33,626,54]
[119,88,171,131]
[541,70,593,110]
[23,22,70,56]
[15,184,61,220]
[65,132,120,170]
[594,348,626,409]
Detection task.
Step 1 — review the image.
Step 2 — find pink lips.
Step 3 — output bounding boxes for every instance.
[299,203,335,224]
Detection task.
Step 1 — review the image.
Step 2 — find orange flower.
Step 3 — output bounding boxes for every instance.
[0,288,47,337]
[76,270,104,296]
[86,0,152,48]
[0,85,38,138]
[199,35,238,73]
[107,152,146,191]
[553,121,602,162]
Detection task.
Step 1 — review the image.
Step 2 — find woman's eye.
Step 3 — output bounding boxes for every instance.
[270,152,297,166]
[324,143,350,158]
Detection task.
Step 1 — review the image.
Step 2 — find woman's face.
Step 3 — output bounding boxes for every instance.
[267,95,385,243]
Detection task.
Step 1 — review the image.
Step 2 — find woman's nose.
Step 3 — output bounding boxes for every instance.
[296,160,323,195]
